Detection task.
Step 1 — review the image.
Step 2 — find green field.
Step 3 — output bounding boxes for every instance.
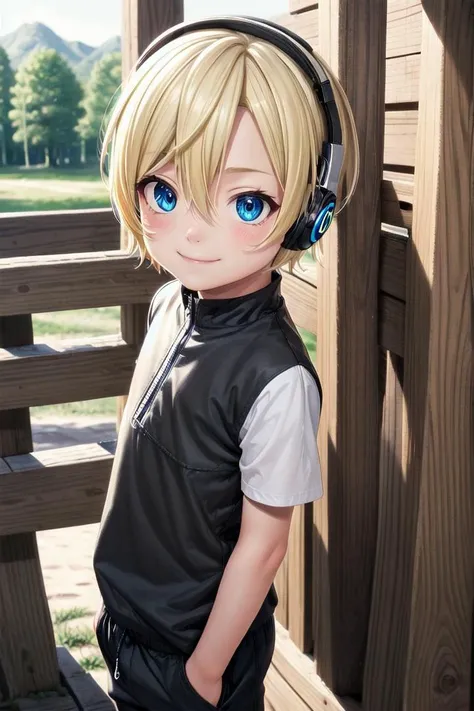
[0,165,110,213]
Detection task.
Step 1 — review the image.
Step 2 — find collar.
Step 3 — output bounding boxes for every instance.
[180,270,283,329]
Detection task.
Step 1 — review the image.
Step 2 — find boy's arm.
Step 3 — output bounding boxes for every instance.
[188,495,293,679]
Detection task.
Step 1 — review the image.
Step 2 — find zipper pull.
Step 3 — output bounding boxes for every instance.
[114,629,127,680]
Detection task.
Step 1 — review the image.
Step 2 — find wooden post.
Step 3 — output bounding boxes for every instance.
[0,317,60,699]
[119,0,184,424]
[400,2,473,709]
[314,0,387,695]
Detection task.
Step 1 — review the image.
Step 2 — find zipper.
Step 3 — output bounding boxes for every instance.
[131,296,196,428]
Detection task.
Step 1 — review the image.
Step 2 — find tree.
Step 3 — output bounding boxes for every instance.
[0,47,15,166]
[9,49,84,167]
[76,52,122,163]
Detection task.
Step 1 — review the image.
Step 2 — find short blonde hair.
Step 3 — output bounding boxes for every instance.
[101,27,359,271]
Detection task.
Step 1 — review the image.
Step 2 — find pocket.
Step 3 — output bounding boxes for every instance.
[170,656,228,710]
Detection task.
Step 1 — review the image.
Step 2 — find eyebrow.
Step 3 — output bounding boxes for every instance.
[224,167,274,176]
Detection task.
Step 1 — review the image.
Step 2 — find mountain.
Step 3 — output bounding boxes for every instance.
[76,36,121,79]
[0,22,120,80]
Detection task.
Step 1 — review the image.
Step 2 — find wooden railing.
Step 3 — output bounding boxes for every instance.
[0,211,167,699]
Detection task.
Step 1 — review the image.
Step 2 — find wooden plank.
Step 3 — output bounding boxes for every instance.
[118,0,184,424]
[274,554,288,629]
[0,442,115,536]
[384,110,418,167]
[363,351,411,709]
[288,0,317,13]
[287,504,313,652]
[379,293,405,356]
[268,622,362,711]
[382,174,414,229]
[379,231,408,301]
[57,646,115,710]
[315,0,386,695]
[16,695,78,711]
[385,54,420,104]
[265,665,311,711]
[0,209,119,258]
[0,315,60,698]
[0,336,137,410]
[278,9,319,49]
[386,1,422,58]
[401,3,474,710]
[280,271,316,335]
[284,1,421,60]
[0,251,167,316]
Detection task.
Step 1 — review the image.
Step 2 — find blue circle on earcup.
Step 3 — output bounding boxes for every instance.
[310,201,336,243]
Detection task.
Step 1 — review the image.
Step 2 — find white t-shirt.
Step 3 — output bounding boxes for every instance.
[239,365,323,507]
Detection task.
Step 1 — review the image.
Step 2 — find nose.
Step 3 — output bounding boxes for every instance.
[185,225,202,243]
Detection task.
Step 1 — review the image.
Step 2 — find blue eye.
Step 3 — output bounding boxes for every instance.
[235,195,270,224]
[143,180,177,213]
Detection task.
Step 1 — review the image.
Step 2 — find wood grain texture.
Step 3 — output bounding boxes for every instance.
[0,315,59,697]
[280,9,319,49]
[363,352,411,710]
[379,293,405,357]
[287,504,313,652]
[314,0,386,695]
[280,271,317,335]
[379,232,408,301]
[288,0,318,13]
[274,554,289,629]
[386,0,422,58]
[0,442,115,536]
[0,336,137,410]
[384,110,418,167]
[382,175,414,229]
[0,251,166,316]
[0,209,119,258]
[57,646,115,710]
[119,0,184,420]
[385,54,420,104]
[402,2,474,709]
[267,622,362,711]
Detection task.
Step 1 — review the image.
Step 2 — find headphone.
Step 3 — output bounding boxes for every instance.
[135,16,344,251]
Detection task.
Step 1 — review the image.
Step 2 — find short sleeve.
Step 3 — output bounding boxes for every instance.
[239,365,323,507]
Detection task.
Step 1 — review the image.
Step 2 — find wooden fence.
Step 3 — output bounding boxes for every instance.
[0,1,472,710]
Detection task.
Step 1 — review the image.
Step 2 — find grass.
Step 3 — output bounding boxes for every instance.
[0,196,111,212]
[31,306,120,419]
[0,164,109,213]
[0,165,104,180]
[52,606,106,673]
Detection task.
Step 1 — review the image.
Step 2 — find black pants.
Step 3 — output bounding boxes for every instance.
[96,606,275,711]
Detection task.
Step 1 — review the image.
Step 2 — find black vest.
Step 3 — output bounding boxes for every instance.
[93,270,321,656]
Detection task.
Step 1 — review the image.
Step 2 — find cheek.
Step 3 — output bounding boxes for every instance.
[231,215,280,250]
[138,195,176,237]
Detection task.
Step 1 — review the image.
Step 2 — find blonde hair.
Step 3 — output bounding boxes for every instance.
[100,27,359,272]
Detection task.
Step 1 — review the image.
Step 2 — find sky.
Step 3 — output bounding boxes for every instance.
[0,0,289,46]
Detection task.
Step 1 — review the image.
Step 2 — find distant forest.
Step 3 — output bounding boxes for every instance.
[0,23,122,167]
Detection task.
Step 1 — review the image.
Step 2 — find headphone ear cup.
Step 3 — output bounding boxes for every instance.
[281,188,325,251]
[307,190,337,246]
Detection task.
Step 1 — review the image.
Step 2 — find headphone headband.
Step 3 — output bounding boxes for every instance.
[136,16,342,145]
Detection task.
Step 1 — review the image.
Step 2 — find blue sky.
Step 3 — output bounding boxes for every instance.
[0,0,289,45]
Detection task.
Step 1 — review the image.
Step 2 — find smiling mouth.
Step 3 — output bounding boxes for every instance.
[178,252,220,264]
